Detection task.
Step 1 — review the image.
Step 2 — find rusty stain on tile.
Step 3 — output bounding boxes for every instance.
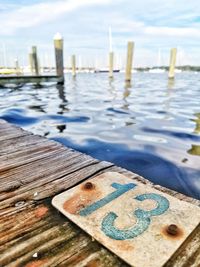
[114,240,134,251]
[52,172,200,267]
[81,182,96,191]
[63,186,102,215]
[161,224,184,240]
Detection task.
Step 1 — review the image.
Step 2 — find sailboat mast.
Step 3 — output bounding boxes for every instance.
[109,26,113,52]
[158,48,161,67]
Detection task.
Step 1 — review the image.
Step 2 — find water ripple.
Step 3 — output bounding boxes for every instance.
[0,72,200,200]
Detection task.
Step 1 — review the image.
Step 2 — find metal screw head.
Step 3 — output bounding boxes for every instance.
[15,201,26,207]
[83,182,94,190]
[167,224,178,236]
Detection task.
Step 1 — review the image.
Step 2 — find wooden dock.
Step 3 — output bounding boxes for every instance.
[0,75,64,86]
[0,119,199,267]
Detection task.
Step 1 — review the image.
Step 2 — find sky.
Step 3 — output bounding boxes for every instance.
[0,0,200,67]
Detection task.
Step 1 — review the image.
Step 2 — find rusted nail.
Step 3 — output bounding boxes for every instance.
[83,182,94,190]
[167,224,178,236]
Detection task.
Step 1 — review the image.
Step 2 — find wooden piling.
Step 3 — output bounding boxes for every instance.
[109,52,114,79]
[71,55,76,77]
[168,48,177,79]
[54,33,64,84]
[15,59,20,75]
[32,46,39,75]
[125,41,134,82]
[29,53,34,74]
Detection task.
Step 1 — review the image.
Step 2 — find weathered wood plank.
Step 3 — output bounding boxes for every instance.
[0,160,112,210]
[0,119,199,267]
[0,131,29,142]
[0,143,66,172]
[0,119,30,142]
[0,134,48,154]
[0,200,127,267]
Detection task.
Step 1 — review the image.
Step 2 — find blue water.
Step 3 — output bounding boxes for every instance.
[0,72,200,200]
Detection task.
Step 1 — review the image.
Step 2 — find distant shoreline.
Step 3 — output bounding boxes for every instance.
[1,65,200,74]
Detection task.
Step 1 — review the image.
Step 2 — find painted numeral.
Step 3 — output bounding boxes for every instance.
[79,183,136,216]
[102,193,169,240]
[79,182,170,240]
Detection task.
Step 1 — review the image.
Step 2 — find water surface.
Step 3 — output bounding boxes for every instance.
[0,72,200,199]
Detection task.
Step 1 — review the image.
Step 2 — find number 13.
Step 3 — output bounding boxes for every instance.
[79,182,169,240]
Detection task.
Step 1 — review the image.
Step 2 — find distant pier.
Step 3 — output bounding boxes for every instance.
[0,74,63,86]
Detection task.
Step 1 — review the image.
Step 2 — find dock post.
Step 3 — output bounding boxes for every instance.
[54,33,64,84]
[29,53,34,74]
[15,59,20,75]
[71,55,76,77]
[168,48,177,79]
[32,46,39,75]
[125,41,134,82]
[109,52,114,79]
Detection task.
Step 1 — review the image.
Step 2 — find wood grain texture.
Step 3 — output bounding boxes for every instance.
[0,119,199,267]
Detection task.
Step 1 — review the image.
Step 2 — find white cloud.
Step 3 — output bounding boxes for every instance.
[1,0,200,66]
[0,0,112,34]
[145,26,200,38]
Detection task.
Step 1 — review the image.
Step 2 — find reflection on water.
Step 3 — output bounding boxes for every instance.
[188,145,200,156]
[167,78,175,89]
[125,81,132,89]
[0,72,200,200]
[188,113,200,157]
[193,113,200,134]
[56,84,69,115]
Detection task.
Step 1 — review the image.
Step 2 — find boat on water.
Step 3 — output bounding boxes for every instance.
[94,27,120,74]
[0,68,17,75]
[149,68,165,73]
[120,69,137,73]
[149,49,165,73]
[149,68,182,74]
[174,69,182,73]
[95,68,120,73]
